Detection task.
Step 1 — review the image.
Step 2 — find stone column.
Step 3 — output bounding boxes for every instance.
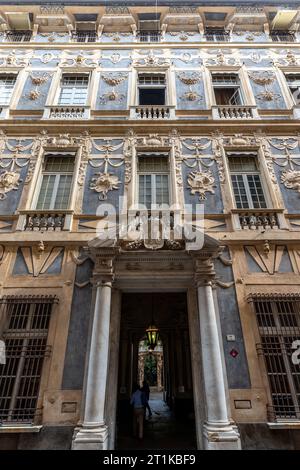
[197,280,241,450]
[72,278,113,450]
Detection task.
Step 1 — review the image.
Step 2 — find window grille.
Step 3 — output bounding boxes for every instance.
[72,31,97,43]
[228,153,267,209]
[36,154,75,211]
[205,28,229,42]
[137,31,161,43]
[285,74,300,103]
[0,296,57,424]
[58,74,89,106]
[249,294,300,421]
[0,75,17,106]
[271,31,295,42]
[6,30,32,42]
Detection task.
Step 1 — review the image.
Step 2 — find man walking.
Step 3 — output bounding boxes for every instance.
[130,384,146,440]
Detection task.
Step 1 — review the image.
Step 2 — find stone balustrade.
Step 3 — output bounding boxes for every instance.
[16,211,73,231]
[44,106,90,120]
[233,210,281,230]
[130,105,175,120]
[212,105,258,119]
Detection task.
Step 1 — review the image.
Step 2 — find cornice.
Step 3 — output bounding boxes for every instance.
[0,119,300,136]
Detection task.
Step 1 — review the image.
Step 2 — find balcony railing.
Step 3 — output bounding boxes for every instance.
[5,30,32,42]
[271,32,295,43]
[17,211,73,231]
[212,105,258,119]
[44,106,90,120]
[267,404,300,423]
[205,30,230,42]
[231,209,282,230]
[130,105,175,120]
[137,31,161,42]
[71,31,97,43]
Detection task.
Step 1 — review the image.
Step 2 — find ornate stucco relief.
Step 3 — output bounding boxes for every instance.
[177,72,203,102]
[248,71,281,102]
[99,73,127,103]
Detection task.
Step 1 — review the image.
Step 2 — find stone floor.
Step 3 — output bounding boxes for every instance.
[117,391,197,450]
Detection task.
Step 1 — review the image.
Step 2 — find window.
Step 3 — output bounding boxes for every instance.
[0,296,57,423]
[251,294,300,420]
[138,154,170,208]
[0,75,16,105]
[212,73,243,105]
[285,74,300,104]
[6,30,32,42]
[205,28,229,42]
[72,30,97,43]
[138,31,161,42]
[36,154,75,210]
[228,153,267,209]
[138,73,166,105]
[58,74,89,106]
[271,31,295,42]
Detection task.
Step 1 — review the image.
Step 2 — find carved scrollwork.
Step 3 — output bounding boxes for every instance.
[0,170,21,199]
[89,171,122,200]
[187,170,215,200]
[281,170,300,192]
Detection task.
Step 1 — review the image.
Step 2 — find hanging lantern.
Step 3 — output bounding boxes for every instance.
[146,323,159,351]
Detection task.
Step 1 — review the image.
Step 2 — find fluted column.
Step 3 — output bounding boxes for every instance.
[197,280,241,450]
[72,279,112,450]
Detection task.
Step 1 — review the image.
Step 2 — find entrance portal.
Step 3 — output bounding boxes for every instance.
[116,292,196,449]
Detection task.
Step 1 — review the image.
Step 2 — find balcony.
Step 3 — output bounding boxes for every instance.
[17,211,73,232]
[212,105,259,120]
[231,209,286,230]
[71,31,97,43]
[130,105,175,120]
[44,106,90,120]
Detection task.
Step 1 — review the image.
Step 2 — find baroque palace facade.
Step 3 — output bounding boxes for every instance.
[0,0,300,451]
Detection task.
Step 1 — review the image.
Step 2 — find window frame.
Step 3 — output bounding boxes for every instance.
[137,72,167,106]
[0,73,18,106]
[33,152,76,211]
[211,72,244,106]
[57,73,90,106]
[137,152,170,208]
[227,152,270,209]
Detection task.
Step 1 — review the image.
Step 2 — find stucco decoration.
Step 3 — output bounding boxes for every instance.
[99,73,127,103]
[205,49,240,67]
[248,71,281,102]
[281,170,300,192]
[187,170,215,200]
[178,72,203,102]
[0,170,21,199]
[104,32,132,42]
[133,49,170,67]
[272,50,300,67]
[20,245,64,277]
[60,51,98,68]
[89,171,122,200]
[169,31,196,41]
[28,72,52,100]
[0,50,30,67]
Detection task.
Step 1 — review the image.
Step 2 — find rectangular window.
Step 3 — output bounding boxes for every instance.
[285,74,300,104]
[251,294,300,420]
[6,30,32,42]
[72,30,97,43]
[138,12,161,42]
[0,296,57,424]
[58,74,89,106]
[36,154,75,210]
[205,28,229,42]
[271,31,295,42]
[138,154,169,208]
[138,73,166,105]
[0,74,17,105]
[212,73,243,105]
[228,153,267,209]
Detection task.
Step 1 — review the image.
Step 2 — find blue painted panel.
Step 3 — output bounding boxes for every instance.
[82,161,125,214]
[0,163,28,215]
[175,71,206,110]
[215,251,251,389]
[62,257,94,390]
[17,72,53,110]
[95,73,129,110]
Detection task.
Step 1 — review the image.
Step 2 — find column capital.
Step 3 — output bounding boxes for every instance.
[91,276,114,288]
[194,276,214,288]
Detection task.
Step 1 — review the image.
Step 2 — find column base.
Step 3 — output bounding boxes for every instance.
[203,423,241,450]
[72,424,109,450]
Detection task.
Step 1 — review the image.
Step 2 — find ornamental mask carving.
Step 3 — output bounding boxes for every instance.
[90,171,121,200]
[281,170,300,192]
[0,170,21,199]
[187,170,215,200]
